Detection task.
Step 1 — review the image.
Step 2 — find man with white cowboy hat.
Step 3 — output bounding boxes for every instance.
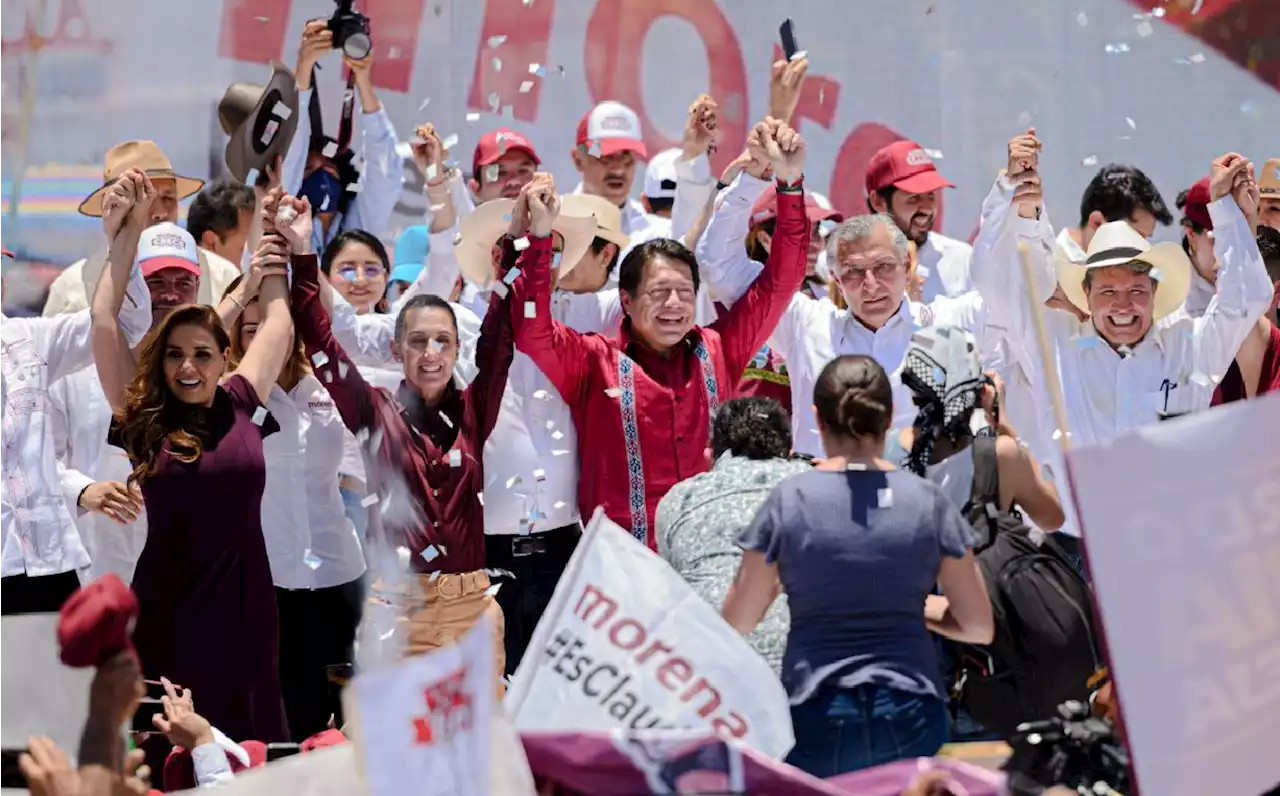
[974,147,1271,447]
[444,181,613,673]
[43,141,238,315]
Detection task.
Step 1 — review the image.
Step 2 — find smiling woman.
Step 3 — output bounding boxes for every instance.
[322,229,391,315]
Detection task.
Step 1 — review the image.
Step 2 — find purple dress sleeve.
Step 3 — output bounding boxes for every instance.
[222,374,281,438]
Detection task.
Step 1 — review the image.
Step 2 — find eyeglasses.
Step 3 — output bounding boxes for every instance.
[641,285,696,303]
[836,261,900,286]
[335,263,387,281]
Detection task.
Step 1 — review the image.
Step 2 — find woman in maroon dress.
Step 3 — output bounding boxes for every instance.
[90,174,300,747]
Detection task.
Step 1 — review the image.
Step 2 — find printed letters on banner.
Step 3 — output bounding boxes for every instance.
[505,511,794,759]
[349,614,495,796]
[1068,394,1280,796]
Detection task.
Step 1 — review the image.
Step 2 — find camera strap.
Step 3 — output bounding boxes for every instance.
[304,65,356,154]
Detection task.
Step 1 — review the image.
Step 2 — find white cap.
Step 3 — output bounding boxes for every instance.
[576,101,647,159]
[643,148,683,201]
[137,222,200,278]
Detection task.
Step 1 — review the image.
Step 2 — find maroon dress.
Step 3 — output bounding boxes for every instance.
[117,375,289,743]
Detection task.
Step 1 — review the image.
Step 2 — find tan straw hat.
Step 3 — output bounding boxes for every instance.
[454,199,597,287]
[1055,220,1191,320]
[218,62,300,184]
[1259,157,1280,198]
[78,141,203,217]
[561,194,630,250]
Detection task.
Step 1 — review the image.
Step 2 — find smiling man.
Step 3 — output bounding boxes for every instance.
[865,140,972,302]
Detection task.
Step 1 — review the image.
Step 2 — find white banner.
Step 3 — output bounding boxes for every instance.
[505,510,795,760]
[348,613,496,796]
[1067,394,1280,796]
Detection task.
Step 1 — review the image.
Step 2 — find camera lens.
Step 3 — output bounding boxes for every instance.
[343,32,371,60]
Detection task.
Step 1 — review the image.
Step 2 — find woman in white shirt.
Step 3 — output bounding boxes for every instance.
[220,274,366,742]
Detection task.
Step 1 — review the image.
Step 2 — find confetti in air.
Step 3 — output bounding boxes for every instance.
[604,387,622,398]
[421,545,440,563]
[528,63,544,76]
[532,390,549,400]
[506,475,522,490]
[485,584,502,597]
[1125,117,1136,129]
[493,283,510,299]
[487,35,508,48]
[311,352,329,368]
[1104,43,1130,54]
[322,142,339,158]
[877,488,894,508]
[519,80,535,94]
[271,101,292,120]
[449,449,463,467]
[361,493,380,508]
[488,92,501,111]
[924,148,943,160]
[418,97,432,111]
[484,164,500,182]
[303,550,322,570]
[1081,155,1099,167]
[347,182,363,193]
[533,468,546,481]
[524,301,537,318]
[1076,12,1088,26]
[513,236,531,252]
[503,268,522,286]
[438,411,453,428]
[251,406,268,426]
[441,134,459,150]
[1136,21,1154,37]
[492,57,502,72]
[1189,52,1206,64]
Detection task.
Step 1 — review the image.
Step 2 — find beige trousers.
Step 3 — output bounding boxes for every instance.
[402,570,506,697]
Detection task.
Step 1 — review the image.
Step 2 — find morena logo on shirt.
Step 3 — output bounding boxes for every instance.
[905,148,933,167]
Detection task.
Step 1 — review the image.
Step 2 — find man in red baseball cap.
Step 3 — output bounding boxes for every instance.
[865,140,972,301]
[470,127,541,204]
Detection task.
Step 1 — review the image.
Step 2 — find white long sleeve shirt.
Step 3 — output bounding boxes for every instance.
[49,367,147,585]
[971,175,1273,448]
[279,88,405,247]
[695,172,987,457]
[261,375,366,590]
[916,231,974,302]
[2,266,151,578]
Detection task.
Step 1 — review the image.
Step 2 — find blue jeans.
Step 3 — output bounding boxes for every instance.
[786,684,949,778]
[340,486,369,540]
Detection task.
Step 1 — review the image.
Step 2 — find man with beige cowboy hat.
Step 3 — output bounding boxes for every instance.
[42,141,239,315]
[974,144,1272,448]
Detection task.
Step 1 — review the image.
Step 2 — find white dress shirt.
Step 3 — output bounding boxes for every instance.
[971,175,1272,448]
[916,231,974,303]
[695,172,988,457]
[261,376,366,590]
[49,367,147,585]
[2,267,151,578]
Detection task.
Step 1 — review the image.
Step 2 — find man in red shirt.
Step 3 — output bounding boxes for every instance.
[511,118,811,548]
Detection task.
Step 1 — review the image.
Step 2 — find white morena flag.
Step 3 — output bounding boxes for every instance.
[1068,394,1280,796]
[348,614,496,796]
[506,511,795,759]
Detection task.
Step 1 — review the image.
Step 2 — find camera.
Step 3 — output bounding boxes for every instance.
[1002,700,1130,795]
[328,0,371,60]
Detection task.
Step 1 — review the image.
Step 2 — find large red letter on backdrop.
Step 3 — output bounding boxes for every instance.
[359,0,426,93]
[218,0,293,64]
[584,0,747,175]
[466,0,557,122]
[769,44,839,134]
[828,123,946,231]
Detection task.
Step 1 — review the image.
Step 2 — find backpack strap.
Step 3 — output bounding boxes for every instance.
[969,435,1001,529]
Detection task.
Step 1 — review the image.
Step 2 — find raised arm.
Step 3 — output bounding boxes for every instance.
[346,53,403,240]
[90,170,158,414]
[508,175,596,407]
[694,164,770,307]
[232,191,295,403]
[1191,155,1274,376]
[465,244,520,443]
[711,118,811,377]
[670,95,720,243]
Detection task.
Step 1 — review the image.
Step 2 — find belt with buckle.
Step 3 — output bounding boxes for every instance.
[511,536,550,558]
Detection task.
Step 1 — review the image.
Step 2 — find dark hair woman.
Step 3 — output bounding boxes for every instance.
[219,273,367,741]
[321,229,392,315]
[287,174,557,691]
[721,354,994,778]
[91,176,300,756]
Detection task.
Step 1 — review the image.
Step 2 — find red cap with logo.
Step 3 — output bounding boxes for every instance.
[865,140,955,196]
[471,128,540,179]
[750,187,844,228]
[1182,176,1213,231]
[576,101,647,159]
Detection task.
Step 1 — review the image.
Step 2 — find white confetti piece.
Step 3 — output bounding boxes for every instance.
[369,427,385,454]
[552,449,571,457]
[311,351,329,368]
[877,488,894,508]
[260,120,280,146]
[441,134,459,150]
[524,301,537,318]
[1052,429,1069,441]
[361,493,380,507]
[519,80,535,93]
[916,264,931,279]
[924,148,943,160]
[506,475,522,490]
[272,100,292,120]
[347,182,363,193]
[551,430,564,441]
[251,406,268,426]
[477,493,484,506]
[492,57,503,71]
[425,163,439,182]
[421,545,440,563]
[1136,21,1153,37]
[788,49,808,62]
[503,267,522,286]
[1150,267,1164,282]
[396,546,411,568]
[1124,116,1136,129]
[528,62,543,75]
[1076,12,1088,26]
[449,449,463,467]
[605,387,623,398]
[493,282,510,299]
[428,571,441,583]
[518,519,531,536]
[513,236,531,251]
[338,361,349,378]
[322,141,339,158]
[428,339,444,353]
[439,411,453,428]
[488,91,501,111]
[1104,42,1130,54]
[303,549,322,570]
[485,583,502,597]
[553,500,566,509]
[418,96,432,111]
[255,15,270,22]
[320,194,331,212]
[533,468,546,481]
[587,140,603,158]
[355,428,370,444]
[1081,155,1099,167]
[532,389,549,400]
[846,462,867,470]
[487,34,508,48]
[483,164,500,183]
[324,371,333,383]
[1189,52,1206,64]
[545,420,556,431]
[466,112,481,123]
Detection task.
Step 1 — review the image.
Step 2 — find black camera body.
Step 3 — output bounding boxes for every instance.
[1002,700,1131,795]
[328,0,372,60]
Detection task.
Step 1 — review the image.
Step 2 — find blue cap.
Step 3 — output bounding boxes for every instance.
[389,225,429,283]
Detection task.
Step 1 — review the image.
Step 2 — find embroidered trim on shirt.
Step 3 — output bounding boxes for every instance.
[617,340,719,543]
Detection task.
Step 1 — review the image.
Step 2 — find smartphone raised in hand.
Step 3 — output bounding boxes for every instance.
[780,19,800,61]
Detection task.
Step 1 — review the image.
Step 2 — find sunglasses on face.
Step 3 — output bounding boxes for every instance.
[335,263,387,281]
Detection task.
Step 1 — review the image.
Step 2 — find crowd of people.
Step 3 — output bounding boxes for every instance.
[3,12,1278,795]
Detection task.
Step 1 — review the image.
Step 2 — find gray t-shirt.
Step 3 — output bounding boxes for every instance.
[739,468,974,704]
